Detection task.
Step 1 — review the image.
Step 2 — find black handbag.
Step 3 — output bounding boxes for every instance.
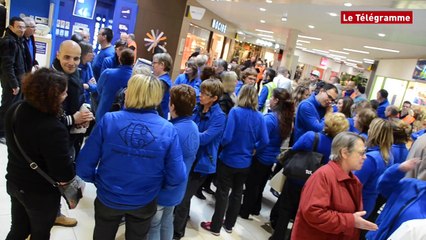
[281,132,323,180]
[11,103,84,209]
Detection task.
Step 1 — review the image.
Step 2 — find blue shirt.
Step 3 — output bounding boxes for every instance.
[235,81,244,96]
[92,46,115,80]
[159,73,172,119]
[174,73,201,103]
[79,63,96,104]
[157,116,200,207]
[377,99,389,119]
[96,65,133,121]
[292,131,332,165]
[256,112,282,166]
[293,94,326,142]
[220,107,269,169]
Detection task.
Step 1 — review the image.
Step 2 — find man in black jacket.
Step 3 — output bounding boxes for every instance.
[0,17,27,143]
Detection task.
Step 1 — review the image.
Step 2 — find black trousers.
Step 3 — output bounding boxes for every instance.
[270,179,303,240]
[240,157,273,217]
[0,83,21,137]
[93,198,157,240]
[6,181,61,240]
[210,162,250,232]
[173,171,207,238]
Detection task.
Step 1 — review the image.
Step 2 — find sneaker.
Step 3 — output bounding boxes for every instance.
[0,137,6,145]
[195,190,206,200]
[54,214,77,227]
[200,221,220,236]
[223,225,232,233]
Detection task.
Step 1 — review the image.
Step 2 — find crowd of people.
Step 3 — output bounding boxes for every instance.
[1,16,426,240]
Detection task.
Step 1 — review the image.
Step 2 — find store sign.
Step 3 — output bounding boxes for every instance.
[211,19,227,34]
[186,6,206,20]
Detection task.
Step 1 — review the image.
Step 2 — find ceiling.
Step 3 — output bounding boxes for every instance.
[196,0,426,66]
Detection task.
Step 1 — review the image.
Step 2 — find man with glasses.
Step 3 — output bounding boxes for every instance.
[293,83,338,142]
[22,17,39,72]
[0,17,28,144]
[92,27,114,80]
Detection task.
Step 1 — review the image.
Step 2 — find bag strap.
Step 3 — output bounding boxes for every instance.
[12,103,59,188]
[312,132,319,152]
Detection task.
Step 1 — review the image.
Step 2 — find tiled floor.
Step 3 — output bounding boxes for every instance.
[0,142,277,239]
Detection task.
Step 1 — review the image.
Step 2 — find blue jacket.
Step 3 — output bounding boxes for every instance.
[174,73,201,103]
[256,112,282,166]
[366,164,426,240]
[96,65,133,121]
[377,99,389,119]
[101,54,119,74]
[348,117,359,133]
[354,146,393,218]
[92,46,115,80]
[391,143,409,164]
[76,109,186,210]
[159,73,172,119]
[79,63,96,104]
[235,81,243,96]
[193,103,226,174]
[220,107,269,169]
[292,131,332,165]
[293,94,326,142]
[157,116,200,207]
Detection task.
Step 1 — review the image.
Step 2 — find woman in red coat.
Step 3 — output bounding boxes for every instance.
[291,132,378,240]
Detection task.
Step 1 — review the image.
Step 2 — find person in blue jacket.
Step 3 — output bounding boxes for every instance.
[270,112,349,240]
[354,118,393,220]
[200,85,269,236]
[391,119,411,164]
[235,68,257,96]
[258,68,277,113]
[173,79,226,240]
[153,52,173,119]
[293,83,338,142]
[174,60,201,102]
[240,88,294,219]
[92,27,115,80]
[366,159,426,240]
[76,73,186,240]
[354,108,377,140]
[95,49,133,121]
[100,39,127,74]
[148,85,200,240]
[78,41,96,105]
[376,89,389,119]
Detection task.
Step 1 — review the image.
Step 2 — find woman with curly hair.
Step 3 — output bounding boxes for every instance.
[4,68,76,239]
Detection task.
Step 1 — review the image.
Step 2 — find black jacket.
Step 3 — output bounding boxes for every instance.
[5,101,75,193]
[0,28,27,89]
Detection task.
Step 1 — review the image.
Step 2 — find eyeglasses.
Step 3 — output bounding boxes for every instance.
[354,149,367,156]
[325,91,336,103]
[200,91,213,97]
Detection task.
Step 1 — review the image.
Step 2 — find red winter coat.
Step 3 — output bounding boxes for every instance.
[291,161,363,240]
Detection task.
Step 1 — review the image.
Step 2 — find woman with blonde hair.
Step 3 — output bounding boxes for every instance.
[77,74,186,240]
[200,85,269,236]
[219,71,238,115]
[270,112,349,240]
[354,118,393,220]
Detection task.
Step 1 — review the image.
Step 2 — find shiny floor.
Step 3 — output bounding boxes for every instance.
[0,143,277,239]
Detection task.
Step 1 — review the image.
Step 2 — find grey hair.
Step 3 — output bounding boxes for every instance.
[132,64,152,76]
[22,16,35,25]
[329,132,365,161]
[195,54,208,68]
[277,66,289,75]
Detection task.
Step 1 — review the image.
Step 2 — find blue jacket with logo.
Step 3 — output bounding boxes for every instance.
[255,112,281,166]
[76,109,186,210]
[220,107,269,169]
[193,103,226,174]
[354,146,393,218]
[293,94,326,141]
[366,164,426,240]
[157,116,200,207]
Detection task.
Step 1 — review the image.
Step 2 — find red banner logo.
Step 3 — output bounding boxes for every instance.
[341,11,413,24]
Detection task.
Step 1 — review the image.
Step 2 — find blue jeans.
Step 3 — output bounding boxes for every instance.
[148,205,174,240]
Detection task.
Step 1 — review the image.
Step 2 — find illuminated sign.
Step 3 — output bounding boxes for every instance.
[211,19,227,34]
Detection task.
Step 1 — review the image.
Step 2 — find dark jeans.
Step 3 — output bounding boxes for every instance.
[173,171,207,238]
[94,197,157,240]
[6,181,61,240]
[0,84,21,137]
[211,162,250,232]
[240,157,272,217]
[270,179,303,240]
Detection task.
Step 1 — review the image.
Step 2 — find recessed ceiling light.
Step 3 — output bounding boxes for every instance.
[297,40,310,44]
[261,38,275,42]
[329,50,349,55]
[255,29,274,34]
[364,45,400,53]
[328,12,338,17]
[378,33,386,37]
[329,54,347,59]
[363,58,375,62]
[257,33,273,38]
[266,0,272,3]
[259,8,266,11]
[343,48,370,54]
[298,35,322,40]
[347,59,363,64]
[308,25,315,29]
[260,20,266,23]
[344,2,352,7]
